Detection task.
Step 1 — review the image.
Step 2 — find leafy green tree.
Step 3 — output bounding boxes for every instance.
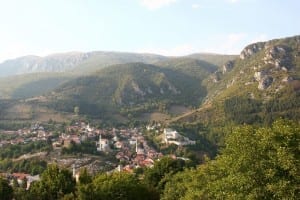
[76,168,93,200]
[0,177,13,200]
[143,156,187,192]
[161,168,203,200]
[78,168,92,185]
[162,120,300,199]
[206,119,300,199]
[29,164,76,200]
[13,187,31,200]
[91,172,158,200]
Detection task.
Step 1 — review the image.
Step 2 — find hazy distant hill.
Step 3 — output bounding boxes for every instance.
[0,73,73,99]
[0,51,238,77]
[72,51,168,74]
[0,52,87,77]
[0,51,235,99]
[0,51,167,77]
[186,53,238,67]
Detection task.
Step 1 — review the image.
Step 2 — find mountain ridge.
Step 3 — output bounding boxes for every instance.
[0,51,235,77]
[0,51,167,77]
[1,35,299,125]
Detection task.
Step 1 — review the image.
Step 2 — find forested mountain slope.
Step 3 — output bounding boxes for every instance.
[173,35,300,125]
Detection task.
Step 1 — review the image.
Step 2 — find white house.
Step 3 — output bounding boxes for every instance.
[164,128,179,142]
[164,128,196,146]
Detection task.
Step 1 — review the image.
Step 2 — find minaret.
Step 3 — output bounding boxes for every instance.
[99,134,102,151]
[135,138,138,153]
[72,164,76,178]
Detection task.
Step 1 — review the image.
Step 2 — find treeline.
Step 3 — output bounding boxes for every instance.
[61,140,99,155]
[1,157,190,200]
[0,122,31,131]
[224,90,300,124]
[0,141,52,159]
[0,159,47,175]
[1,119,298,200]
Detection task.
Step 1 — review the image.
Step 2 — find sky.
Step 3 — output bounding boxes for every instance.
[0,0,299,62]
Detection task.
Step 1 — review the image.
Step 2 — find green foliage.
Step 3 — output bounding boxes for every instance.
[222,90,300,125]
[61,141,98,155]
[78,168,92,185]
[161,168,201,200]
[170,123,218,157]
[0,72,72,99]
[0,159,47,175]
[0,141,52,159]
[47,62,210,117]
[13,187,31,200]
[162,119,300,199]
[29,164,76,200]
[78,172,158,200]
[263,88,300,124]
[143,156,189,192]
[0,177,13,200]
[186,53,238,67]
[224,96,262,124]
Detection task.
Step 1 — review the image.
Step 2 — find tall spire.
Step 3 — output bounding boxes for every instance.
[136,138,138,153]
[72,164,76,177]
[99,134,102,151]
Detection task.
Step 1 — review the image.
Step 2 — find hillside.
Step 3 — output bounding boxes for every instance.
[155,57,218,79]
[44,61,217,120]
[172,35,300,125]
[0,72,74,99]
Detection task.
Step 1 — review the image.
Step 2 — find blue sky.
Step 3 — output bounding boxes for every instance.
[0,0,299,62]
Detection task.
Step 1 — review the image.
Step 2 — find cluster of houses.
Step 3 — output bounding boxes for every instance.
[58,122,196,174]
[48,121,163,173]
[0,123,51,148]
[0,121,197,188]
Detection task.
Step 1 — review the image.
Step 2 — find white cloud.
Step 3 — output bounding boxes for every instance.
[140,0,177,10]
[192,4,201,9]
